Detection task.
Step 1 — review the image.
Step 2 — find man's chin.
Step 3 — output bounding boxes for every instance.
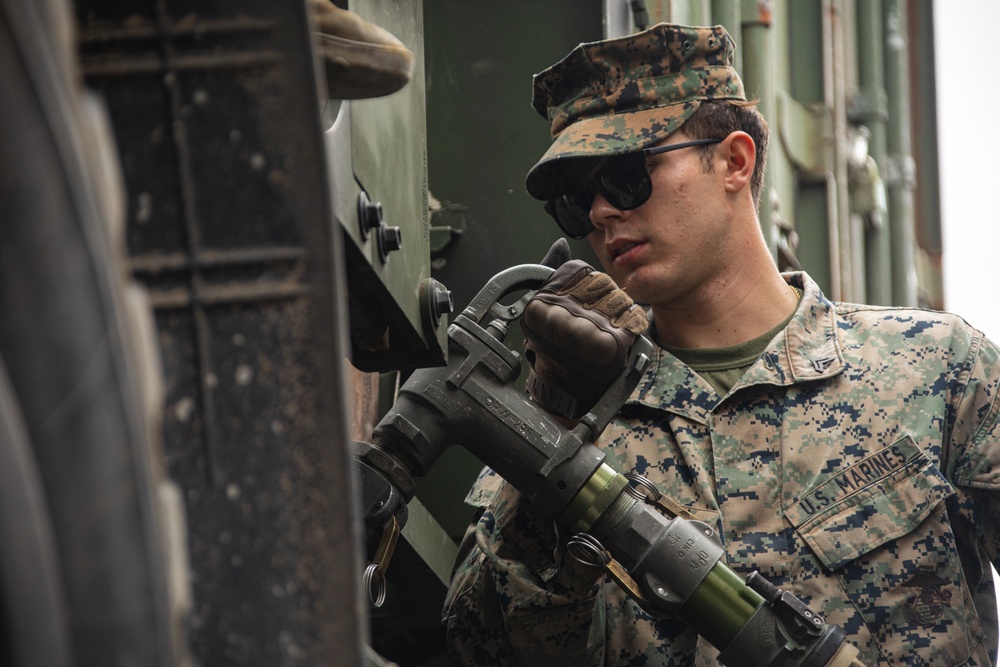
[600,263,658,305]
[617,276,650,305]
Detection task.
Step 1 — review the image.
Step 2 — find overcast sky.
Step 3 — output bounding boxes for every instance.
[936,0,1000,340]
[934,0,1000,629]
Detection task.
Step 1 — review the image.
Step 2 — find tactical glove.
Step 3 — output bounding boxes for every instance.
[521,259,647,420]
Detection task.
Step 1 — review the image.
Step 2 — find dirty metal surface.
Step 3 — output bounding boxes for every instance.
[77,0,365,665]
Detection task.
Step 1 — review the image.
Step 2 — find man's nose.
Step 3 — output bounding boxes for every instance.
[590,190,625,232]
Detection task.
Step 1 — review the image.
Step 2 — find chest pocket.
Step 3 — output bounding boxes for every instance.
[784,435,954,569]
[783,435,981,666]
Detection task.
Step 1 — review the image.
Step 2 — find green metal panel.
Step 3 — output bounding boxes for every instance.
[769,0,800,273]
[350,0,428,269]
[855,0,893,305]
[785,0,835,296]
[829,0,862,302]
[420,0,603,540]
[883,0,918,306]
[327,0,450,372]
[711,0,742,71]
[673,0,712,25]
[739,0,776,255]
[907,0,943,309]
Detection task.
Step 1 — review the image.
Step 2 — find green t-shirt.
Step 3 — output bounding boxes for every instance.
[659,307,796,396]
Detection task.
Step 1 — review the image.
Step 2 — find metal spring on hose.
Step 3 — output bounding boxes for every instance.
[363,563,387,608]
[623,472,661,502]
[567,532,611,569]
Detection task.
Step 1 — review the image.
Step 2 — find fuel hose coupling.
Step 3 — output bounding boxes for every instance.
[561,467,865,667]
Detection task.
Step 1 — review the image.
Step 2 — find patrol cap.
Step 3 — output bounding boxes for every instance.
[525,23,746,200]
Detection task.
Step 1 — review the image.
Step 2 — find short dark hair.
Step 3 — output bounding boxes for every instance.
[682,100,769,210]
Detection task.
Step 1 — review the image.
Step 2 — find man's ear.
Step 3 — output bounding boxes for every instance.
[721,131,755,194]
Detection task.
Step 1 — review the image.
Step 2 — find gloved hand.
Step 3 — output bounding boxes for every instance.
[521,254,647,420]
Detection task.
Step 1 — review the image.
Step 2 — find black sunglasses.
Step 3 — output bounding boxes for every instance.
[544,137,724,238]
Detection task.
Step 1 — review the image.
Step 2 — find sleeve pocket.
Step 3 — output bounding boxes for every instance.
[784,435,955,570]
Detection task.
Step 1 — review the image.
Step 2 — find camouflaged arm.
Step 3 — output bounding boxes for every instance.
[443,480,607,667]
[947,331,1000,567]
[950,331,1000,485]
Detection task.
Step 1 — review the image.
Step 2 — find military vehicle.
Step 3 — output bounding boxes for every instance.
[0,0,943,665]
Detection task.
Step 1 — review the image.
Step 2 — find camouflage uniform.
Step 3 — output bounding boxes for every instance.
[444,272,1000,666]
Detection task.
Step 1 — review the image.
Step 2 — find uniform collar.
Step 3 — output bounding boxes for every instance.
[632,271,844,423]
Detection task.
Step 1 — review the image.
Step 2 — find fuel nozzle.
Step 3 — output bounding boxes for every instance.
[560,467,864,667]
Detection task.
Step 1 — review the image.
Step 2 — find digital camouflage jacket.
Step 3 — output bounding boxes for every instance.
[444,272,1000,667]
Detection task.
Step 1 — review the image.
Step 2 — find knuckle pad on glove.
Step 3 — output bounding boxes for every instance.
[591,290,632,319]
[522,262,648,419]
[605,303,647,330]
[559,272,615,302]
[618,306,648,335]
[523,301,621,366]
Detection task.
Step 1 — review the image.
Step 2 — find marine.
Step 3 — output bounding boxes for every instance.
[443,21,1000,667]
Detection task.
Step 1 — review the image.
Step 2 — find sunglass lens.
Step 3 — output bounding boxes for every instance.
[546,188,594,238]
[599,156,652,210]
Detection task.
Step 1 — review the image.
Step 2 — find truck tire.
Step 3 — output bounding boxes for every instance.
[0,0,189,665]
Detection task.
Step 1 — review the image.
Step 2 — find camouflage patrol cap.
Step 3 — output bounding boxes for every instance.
[525,23,746,200]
